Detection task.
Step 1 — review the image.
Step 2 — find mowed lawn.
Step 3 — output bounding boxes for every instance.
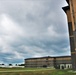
[0,68,76,75]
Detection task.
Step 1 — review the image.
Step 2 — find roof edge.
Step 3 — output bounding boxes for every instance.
[25,56,71,60]
[62,6,70,13]
[66,0,69,4]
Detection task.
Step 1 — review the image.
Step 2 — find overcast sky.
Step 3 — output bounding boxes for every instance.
[0,0,70,64]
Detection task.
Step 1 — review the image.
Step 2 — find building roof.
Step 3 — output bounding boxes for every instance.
[25,56,52,60]
[62,6,70,13]
[25,56,71,60]
[54,56,71,58]
[66,0,69,4]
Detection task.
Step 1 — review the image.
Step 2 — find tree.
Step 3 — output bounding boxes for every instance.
[9,64,12,66]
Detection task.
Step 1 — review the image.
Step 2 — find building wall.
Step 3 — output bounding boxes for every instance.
[25,56,72,69]
[69,0,76,31]
[54,57,71,69]
[25,57,54,68]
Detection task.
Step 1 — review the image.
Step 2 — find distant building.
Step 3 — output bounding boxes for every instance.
[25,56,72,69]
[63,0,76,70]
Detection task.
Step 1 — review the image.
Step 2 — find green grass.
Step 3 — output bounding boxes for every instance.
[0,68,75,75]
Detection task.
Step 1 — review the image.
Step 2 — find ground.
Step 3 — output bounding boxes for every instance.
[0,67,75,75]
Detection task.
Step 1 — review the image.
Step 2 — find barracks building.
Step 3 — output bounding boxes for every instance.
[25,56,72,69]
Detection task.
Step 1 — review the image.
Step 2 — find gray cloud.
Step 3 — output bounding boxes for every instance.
[0,0,70,64]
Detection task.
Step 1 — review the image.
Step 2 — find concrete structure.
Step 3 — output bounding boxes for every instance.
[25,56,72,69]
[63,0,76,70]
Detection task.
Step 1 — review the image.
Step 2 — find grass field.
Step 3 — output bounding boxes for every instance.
[0,68,76,75]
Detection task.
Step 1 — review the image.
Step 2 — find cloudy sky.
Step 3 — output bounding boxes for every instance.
[0,0,70,64]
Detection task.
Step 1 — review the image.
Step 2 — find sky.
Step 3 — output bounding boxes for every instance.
[0,0,69,65]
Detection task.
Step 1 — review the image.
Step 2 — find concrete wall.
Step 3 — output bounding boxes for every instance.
[60,64,72,69]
